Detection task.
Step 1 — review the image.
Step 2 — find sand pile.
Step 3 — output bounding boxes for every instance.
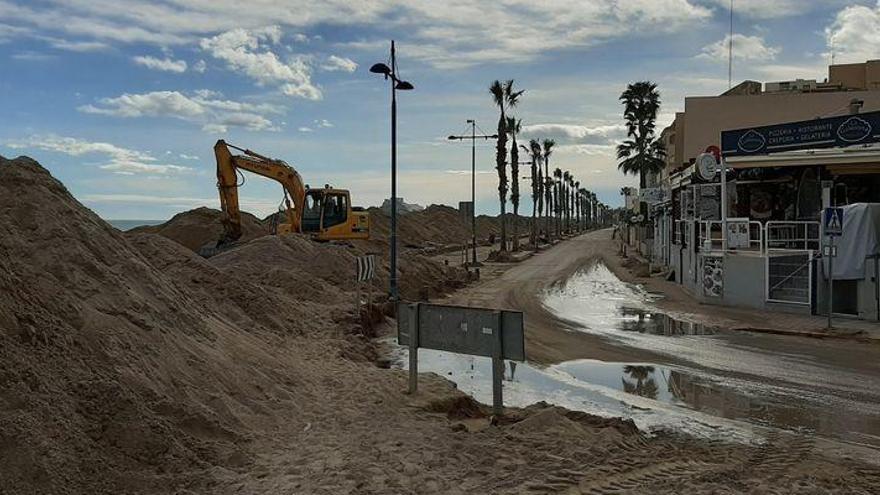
[0,155,362,493]
[367,205,533,250]
[131,207,269,252]
[140,206,468,302]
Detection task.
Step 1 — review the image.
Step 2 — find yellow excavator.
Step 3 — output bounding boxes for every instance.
[213,139,370,246]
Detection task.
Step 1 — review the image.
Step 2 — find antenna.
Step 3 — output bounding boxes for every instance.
[830,36,836,66]
[728,0,734,89]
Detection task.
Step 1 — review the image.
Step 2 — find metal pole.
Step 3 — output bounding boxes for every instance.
[728,0,734,89]
[874,254,879,321]
[471,120,477,267]
[720,158,728,252]
[828,236,834,329]
[491,310,504,416]
[408,303,419,393]
[390,40,399,302]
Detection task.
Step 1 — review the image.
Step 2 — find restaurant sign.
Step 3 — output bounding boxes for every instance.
[721,110,880,157]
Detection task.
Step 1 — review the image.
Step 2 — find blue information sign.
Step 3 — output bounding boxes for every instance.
[824,207,844,236]
[721,111,880,157]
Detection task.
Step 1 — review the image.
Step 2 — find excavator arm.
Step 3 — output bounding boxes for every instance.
[214,139,305,244]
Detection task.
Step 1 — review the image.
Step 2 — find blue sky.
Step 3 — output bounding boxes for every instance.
[1,0,877,219]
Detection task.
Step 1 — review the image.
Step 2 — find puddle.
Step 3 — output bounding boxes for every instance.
[386,343,757,443]
[537,261,880,449]
[385,260,880,450]
[616,307,716,336]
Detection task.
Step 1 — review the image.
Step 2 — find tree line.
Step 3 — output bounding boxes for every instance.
[489,79,609,252]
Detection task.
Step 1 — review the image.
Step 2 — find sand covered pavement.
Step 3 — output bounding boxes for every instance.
[2,155,879,494]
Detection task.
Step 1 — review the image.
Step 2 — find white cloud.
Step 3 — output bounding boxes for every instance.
[296,119,333,133]
[6,135,192,175]
[0,23,31,42]
[698,33,779,62]
[192,59,207,73]
[49,38,108,51]
[705,0,852,20]
[202,124,227,134]
[520,123,624,143]
[133,55,187,73]
[388,0,713,68]
[11,51,53,61]
[200,25,321,100]
[78,90,280,132]
[705,0,796,19]
[556,144,618,156]
[0,1,712,69]
[825,2,880,65]
[179,153,199,160]
[321,54,357,72]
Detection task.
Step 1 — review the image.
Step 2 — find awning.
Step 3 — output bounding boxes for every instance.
[725,145,880,173]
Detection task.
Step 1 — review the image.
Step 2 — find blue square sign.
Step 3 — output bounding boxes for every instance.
[824,207,844,236]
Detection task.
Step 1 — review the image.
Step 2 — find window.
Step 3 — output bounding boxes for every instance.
[322,193,348,228]
[302,191,323,231]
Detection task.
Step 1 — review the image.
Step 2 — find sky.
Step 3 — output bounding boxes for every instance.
[1,0,878,220]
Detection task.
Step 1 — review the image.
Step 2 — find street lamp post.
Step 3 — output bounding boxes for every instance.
[371,40,414,302]
[448,120,496,267]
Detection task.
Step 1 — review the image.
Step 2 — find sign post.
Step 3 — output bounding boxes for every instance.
[823,207,844,329]
[407,303,419,394]
[398,302,525,416]
[491,310,504,416]
[356,254,377,314]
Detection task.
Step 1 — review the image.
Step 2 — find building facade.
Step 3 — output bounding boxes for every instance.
[651,60,880,321]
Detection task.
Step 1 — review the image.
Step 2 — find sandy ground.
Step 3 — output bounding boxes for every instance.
[3,156,880,494]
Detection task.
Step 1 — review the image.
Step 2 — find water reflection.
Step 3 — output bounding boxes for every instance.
[621,365,659,400]
[387,342,752,441]
[388,338,880,448]
[617,308,716,336]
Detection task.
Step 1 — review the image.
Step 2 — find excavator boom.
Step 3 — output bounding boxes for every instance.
[215,139,305,244]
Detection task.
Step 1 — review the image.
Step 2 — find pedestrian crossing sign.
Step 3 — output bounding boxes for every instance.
[824,207,844,236]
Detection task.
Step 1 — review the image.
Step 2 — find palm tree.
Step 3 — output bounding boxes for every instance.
[574,180,581,231]
[542,139,555,239]
[617,81,665,220]
[593,193,599,227]
[507,116,523,251]
[568,174,577,232]
[553,168,562,237]
[581,188,589,229]
[622,365,659,399]
[563,171,571,233]
[524,139,542,247]
[490,79,524,252]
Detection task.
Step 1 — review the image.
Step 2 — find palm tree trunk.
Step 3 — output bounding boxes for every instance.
[544,161,550,240]
[530,162,537,248]
[496,115,508,252]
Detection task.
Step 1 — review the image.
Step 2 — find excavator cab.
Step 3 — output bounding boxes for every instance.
[300,187,369,240]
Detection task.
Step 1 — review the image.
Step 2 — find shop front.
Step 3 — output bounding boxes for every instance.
[666,111,880,320]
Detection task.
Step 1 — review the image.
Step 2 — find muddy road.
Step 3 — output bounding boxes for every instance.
[434,229,880,456]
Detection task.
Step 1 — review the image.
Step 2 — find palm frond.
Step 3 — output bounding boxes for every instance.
[489,80,504,108]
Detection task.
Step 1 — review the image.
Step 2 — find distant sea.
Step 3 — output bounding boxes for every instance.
[107,219,165,231]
